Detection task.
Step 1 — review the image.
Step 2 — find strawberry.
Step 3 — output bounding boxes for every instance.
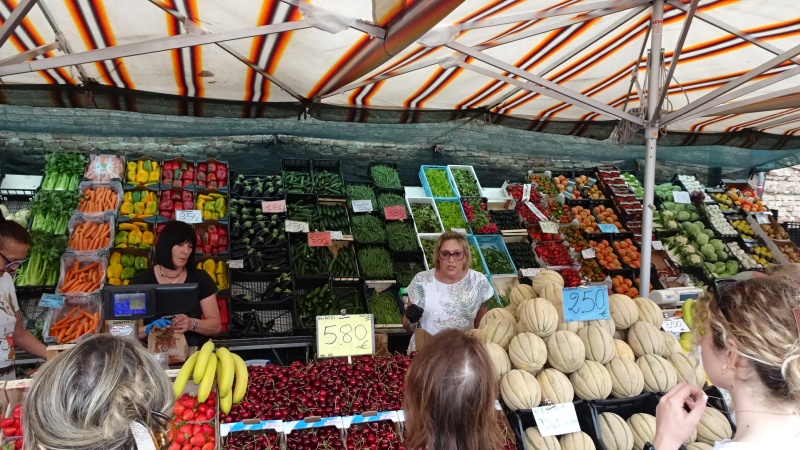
[189,433,208,447]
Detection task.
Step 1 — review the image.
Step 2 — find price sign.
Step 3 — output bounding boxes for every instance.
[562,285,610,322]
[285,220,310,233]
[540,221,559,234]
[261,200,286,213]
[308,231,332,247]
[316,313,375,358]
[652,240,664,250]
[526,202,549,222]
[586,177,597,187]
[175,209,202,224]
[227,260,244,269]
[452,228,468,235]
[672,191,691,204]
[662,317,691,333]
[520,268,541,277]
[598,223,619,233]
[384,206,407,220]
[39,293,64,309]
[331,231,343,240]
[582,248,596,259]
[676,273,690,285]
[352,200,374,213]
[531,402,581,437]
[756,213,771,224]
[523,184,532,201]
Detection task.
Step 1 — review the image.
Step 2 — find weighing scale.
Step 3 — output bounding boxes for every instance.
[102,283,199,339]
[648,286,704,307]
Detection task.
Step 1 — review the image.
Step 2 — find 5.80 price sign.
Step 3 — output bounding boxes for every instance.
[316,314,375,358]
[562,285,609,322]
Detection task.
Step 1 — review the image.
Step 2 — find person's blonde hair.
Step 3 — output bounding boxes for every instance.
[403,329,504,450]
[696,277,800,402]
[767,263,800,285]
[433,231,471,271]
[23,334,173,450]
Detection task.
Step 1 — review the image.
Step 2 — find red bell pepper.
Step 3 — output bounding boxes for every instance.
[183,200,194,210]
[198,163,207,172]
[207,172,217,181]
[173,179,183,188]
[216,167,227,181]
[207,162,216,172]
[182,191,193,202]
[208,180,217,189]
[197,171,206,181]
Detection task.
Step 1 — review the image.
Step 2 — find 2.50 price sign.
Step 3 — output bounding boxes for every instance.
[316,314,375,358]
[562,285,609,322]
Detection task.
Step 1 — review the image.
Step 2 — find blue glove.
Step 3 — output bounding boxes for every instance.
[145,318,172,335]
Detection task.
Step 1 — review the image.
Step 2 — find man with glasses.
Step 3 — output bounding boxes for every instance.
[0,218,46,379]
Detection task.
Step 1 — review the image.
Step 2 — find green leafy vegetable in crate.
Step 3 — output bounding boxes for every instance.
[15,231,68,286]
[420,238,437,268]
[314,169,344,195]
[468,242,486,274]
[352,214,386,243]
[410,203,440,233]
[435,201,468,231]
[358,247,394,279]
[30,190,81,235]
[346,185,377,210]
[41,152,87,191]
[369,291,403,324]
[451,167,481,197]
[386,222,418,252]
[481,247,514,274]
[284,170,313,193]
[318,203,351,233]
[370,165,402,189]
[377,193,407,211]
[335,287,366,315]
[424,168,454,197]
[327,245,358,278]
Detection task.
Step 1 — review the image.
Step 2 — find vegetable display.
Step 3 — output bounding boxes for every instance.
[370,165,402,189]
[158,190,193,220]
[48,306,99,343]
[297,284,334,327]
[346,185,377,211]
[450,167,481,196]
[377,193,406,211]
[351,214,385,243]
[14,231,68,286]
[287,200,319,230]
[528,174,559,197]
[78,186,119,213]
[313,169,344,195]
[327,245,358,278]
[114,222,154,250]
[196,193,228,220]
[84,155,124,182]
[480,246,514,274]
[196,160,228,190]
[125,160,160,186]
[423,167,454,197]
[161,160,195,188]
[195,224,229,256]
[467,241,485,274]
[357,247,393,279]
[395,262,423,286]
[231,174,283,198]
[420,238,436,268]
[435,200,467,231]
[506,242,537,269]
[318,203,350,233]
[489,209,521,231]
[291,240,329,277]
[385,222,418,251]
[284,171,313,194]
[68,221,111,251]
[107,251,148,286]
[229,200,288,272]
[409,203,441,233]
[197,258,228,291]
[121,190,158,219]
[59,260,104,294]
[462,199,497,234]
[30,190,81,234]
[41,152,87,191]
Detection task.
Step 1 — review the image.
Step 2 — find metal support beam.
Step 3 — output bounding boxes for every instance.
[661,40,800,125]
[38,0,92,83]
[639,0,665,298]
[447,41,644,124]
[280,0,386,38]
[654,0,697,115]
[0,0,37,50]
[756,110,800,130]
[457,0,649,31]
[322,59,440,98]
[484,6,645,111]
[694,86,800,118]
[0,41,57,65]
[0,21,312,77]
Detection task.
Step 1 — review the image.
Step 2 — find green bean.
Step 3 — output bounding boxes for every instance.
[346,184,376,210]
[420,239,437,268]
[369,291,403,324]
[395,262,423,286]
[370,165,402,189]
[386,222,418,251]
[377,193,407,211]
[357,247,393,279]
[352,214,385,243]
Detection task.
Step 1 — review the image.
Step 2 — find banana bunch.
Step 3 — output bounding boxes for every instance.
[679,298,696,352]
[172,341,249,414]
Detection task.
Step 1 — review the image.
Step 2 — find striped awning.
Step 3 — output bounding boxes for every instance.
[0,0,799,148]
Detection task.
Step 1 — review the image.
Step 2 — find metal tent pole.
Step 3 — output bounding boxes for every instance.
[639,0,664,297]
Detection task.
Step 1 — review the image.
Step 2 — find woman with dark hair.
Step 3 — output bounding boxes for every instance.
[132,220,221,345]
[0,217,46,378]
[404,328,505,450]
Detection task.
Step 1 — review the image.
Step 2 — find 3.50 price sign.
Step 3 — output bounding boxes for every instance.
[316,314,375,358]
[562,285,609,322]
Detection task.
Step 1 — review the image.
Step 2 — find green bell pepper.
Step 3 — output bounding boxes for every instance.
[135,256,149,270]
[114,231,128,246]
[121,254,135,268]
[120,267,136,280]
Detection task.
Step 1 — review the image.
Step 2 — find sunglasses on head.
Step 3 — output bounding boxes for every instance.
[709,278,740,324]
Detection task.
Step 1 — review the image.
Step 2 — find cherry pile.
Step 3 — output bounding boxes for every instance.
[534,241,573,265]
[462,199,498,234]
[559,267,583,287]
[223,431,279,450]
[221,355,412,423]
[506,183,541,202]
[347,422,404,450]
[287,427,344,450]
[516,201,550,224]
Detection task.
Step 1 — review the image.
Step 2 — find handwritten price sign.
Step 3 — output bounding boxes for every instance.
[285,220,310,233]
[383,206,407,220]
[308,231,332,247]
[672,191,691,204]
[261,200,286,213]
[562,285,609,322]
[175,210,202,224]
[598,223,619,233]
[540,221,559,234]
[351,200,374,213]
[531,403,581,437]
[316,314,375,358]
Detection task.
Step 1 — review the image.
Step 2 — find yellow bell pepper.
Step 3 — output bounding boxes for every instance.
[108,277,122,286]
[107,262,123,279]
[203,210,213,220]
[202,259,216,274]
[123,192,133,203]
[120,202,133,216]
[118,223,140,232]
[123,279,130,286]
[127,161,137,171]
[148,170,160,183]
[126,171,137,183]
[216,272,228,290]
[215,260,225,274]
[145,201,158,216]
[110,252,121,265]
[142,231,154,245]
[133,202,146,216]
[137,160,144,173]
[128,229,143,245]
[135,171,148,184]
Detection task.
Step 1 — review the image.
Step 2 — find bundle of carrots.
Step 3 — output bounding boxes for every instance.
[60,261,104,294]
[78,186,118,213]
[68,221,111,251]
[49,307,100,343]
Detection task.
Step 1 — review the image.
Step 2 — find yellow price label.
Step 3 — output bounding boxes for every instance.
[316,314,375,358]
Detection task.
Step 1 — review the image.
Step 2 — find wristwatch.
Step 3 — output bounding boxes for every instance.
[643,443,655,450]
[191,319,199,331]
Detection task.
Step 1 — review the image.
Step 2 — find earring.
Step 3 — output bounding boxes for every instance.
[721,364,737,379]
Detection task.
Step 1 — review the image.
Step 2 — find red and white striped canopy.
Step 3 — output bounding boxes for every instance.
[0,0,799,147]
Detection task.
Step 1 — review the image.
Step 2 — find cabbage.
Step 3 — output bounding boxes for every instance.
[716,250,728,261]
[703,229,715,238]
[695,233,710,246]
[725,260,739,274]
[710,239,724,252]
[694,219,704,229]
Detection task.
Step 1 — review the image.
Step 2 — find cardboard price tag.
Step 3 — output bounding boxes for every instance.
[175,210,202,224]
[581,248,596,259]
[520,268,541,277]
[308,231,332,247]
[598,223,619,233]
[351,200,374,213]
[531,403,581,437]
[331,231,343,240]
[285,220,310,233]
[540,221,559,234]
[227,260,244,269]
[652,240,664,250]
[672,191,691,204]
[756,213,771,224]
[39,293,64,309]
[261,200,286,213]
[525,202,550,222]
[383,206,407,220]
[562,285,610,322]
[662,317,691,333]
[316,314,375,358]
[523,184,532,201]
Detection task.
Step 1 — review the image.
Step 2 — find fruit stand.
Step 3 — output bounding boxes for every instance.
[0,154,787,449]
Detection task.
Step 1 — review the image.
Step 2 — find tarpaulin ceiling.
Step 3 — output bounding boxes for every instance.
[0,0,799,149]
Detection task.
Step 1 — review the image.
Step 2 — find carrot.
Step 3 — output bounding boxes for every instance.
[54,307,79,325]
[74,262,100,274]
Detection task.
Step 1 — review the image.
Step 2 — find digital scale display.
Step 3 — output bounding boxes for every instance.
[113,292,147,317]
